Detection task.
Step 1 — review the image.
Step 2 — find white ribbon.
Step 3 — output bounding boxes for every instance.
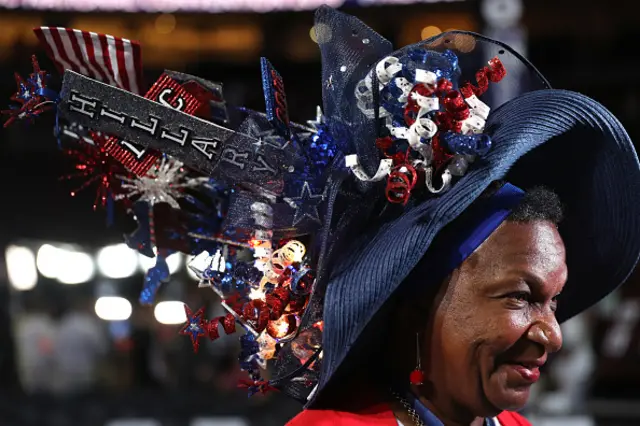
[355,71,391,119]
[387,116,438,161]
[254,246,273,259]
[376,56,402,85]
[465,95,490,120]
[345,155,393,182]
[460,115,486,135]
[408,118,438,145]
[460,94,490,135]
[415,69,438,86]
[393,77,413,103]
[410,91,440,113]
[425,167,453,194]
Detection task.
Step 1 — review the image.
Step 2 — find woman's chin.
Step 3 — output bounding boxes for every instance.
[484,373,533,412]
[486,385,531,412]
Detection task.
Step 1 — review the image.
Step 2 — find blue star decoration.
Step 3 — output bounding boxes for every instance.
[284,181,325,226]
[179,305,207,353]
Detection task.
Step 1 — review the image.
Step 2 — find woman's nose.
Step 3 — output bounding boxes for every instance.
[527,315,563,354]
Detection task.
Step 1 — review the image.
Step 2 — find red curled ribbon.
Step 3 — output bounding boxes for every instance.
[434,110,462,133]
[430,134,454,171]
[443,91,470,121]
[207,313,237,341]
[385,162,418,205]
[265,286,291,320]
[238,285,292,334]
[243,299,271,333]
[404,102,420,127]
[460,56,506,98]
[435,79,454,97]
[404,83,436,126]
[376,136,406,164]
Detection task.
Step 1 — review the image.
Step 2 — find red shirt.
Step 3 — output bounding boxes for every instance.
[287,404,531,426]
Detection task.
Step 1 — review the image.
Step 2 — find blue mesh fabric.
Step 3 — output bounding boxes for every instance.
[269,7,640,406]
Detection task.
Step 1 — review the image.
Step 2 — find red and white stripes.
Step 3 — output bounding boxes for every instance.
[33,27,144,95]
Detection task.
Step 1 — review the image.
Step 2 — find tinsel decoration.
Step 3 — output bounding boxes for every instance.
[60,133,129,210]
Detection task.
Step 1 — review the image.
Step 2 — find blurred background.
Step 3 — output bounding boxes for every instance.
[0,0,639,425]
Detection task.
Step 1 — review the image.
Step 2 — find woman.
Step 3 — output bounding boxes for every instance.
[9,5,640,426]
[288,183,565,425]
[284,6,640,426]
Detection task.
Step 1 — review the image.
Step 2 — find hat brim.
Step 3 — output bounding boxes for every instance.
[312,88,640,406]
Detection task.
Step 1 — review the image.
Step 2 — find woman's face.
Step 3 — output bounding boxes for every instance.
[420,220,566,419]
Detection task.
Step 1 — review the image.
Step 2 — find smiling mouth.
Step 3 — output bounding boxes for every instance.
[503,363,541,384]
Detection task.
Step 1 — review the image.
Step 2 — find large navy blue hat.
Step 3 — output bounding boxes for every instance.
[268,6,640,405]
[17,5,640,408]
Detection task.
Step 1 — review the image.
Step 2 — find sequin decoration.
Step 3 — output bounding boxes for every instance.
[351,51,506,203]
[180,240,316,385]
[305,107,340,171]
[2,56,57,127]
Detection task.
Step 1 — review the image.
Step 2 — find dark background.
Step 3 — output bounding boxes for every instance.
[1,0,639,425]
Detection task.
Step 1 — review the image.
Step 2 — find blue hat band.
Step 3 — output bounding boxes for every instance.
[433,182,525,280]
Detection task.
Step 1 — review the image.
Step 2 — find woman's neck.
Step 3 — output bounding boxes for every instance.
[389,395,487,426]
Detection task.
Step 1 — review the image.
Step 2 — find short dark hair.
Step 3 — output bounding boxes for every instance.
[481,180,564,225]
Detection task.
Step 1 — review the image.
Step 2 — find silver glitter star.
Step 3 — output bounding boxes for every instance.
[116,157,208,209]
[306,106,324,130]
[251,128,290,152]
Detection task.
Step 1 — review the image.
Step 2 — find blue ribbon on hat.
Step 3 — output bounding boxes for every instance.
[420,182,525,287]
[444,182,525,273]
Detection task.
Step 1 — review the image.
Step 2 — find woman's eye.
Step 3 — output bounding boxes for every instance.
[507,292,531,303]
[550,295,559,312]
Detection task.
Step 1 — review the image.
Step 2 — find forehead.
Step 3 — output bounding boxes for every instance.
[467,220,567,284]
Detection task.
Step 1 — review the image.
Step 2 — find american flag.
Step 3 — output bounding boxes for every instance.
[33,27,144,95]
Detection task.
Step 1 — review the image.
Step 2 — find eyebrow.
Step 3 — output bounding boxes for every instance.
[519,270,566,297]
[520,271,546,289]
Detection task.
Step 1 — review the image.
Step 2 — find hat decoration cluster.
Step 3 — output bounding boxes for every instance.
[348,47,506,204]
[4,26,505,398]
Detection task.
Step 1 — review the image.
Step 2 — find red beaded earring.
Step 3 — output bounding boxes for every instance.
[410,332,424,386]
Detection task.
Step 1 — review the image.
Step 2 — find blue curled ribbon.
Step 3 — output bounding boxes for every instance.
[139,254,171,305]
[440,131,492,157]
[400,49,460,84]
